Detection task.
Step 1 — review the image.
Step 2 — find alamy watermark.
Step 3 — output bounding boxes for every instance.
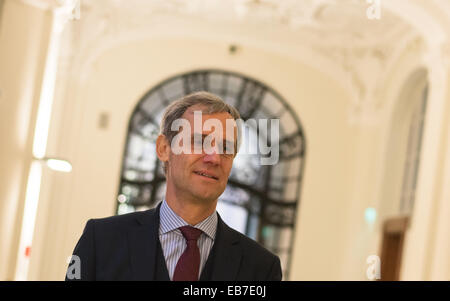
[66,255,81,280]
[170,111,280,165]
[366,255,381,280]
[58,0,81,20]
[366,0,381,20]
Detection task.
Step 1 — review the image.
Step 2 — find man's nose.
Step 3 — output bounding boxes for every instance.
[203,148,221,165]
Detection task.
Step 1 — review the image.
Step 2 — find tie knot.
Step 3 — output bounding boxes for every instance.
[179,226,202,241]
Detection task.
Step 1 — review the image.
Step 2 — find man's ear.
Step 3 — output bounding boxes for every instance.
[156,134,170,163]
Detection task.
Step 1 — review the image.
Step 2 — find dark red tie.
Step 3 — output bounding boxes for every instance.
[173,226,203,281]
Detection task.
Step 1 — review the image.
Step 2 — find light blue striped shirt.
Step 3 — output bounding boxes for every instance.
[159,200,217,280]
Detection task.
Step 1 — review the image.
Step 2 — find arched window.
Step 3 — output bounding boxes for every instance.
[399,83,428,214]
[378,71,428,280]
[116,70,306,279]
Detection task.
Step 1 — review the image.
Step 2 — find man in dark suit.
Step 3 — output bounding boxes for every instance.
[66,91,282,281]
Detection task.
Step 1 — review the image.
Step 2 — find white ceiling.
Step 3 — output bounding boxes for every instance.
[50,0,450,124]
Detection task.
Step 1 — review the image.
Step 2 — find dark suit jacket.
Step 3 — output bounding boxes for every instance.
[65,203,282,281]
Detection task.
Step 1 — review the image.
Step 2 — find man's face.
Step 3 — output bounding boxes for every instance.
[157,105,237,204]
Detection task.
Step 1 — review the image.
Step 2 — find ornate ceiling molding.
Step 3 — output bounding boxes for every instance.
[51,0,450,125]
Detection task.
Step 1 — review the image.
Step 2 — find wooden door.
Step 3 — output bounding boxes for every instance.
[379,217,409,281]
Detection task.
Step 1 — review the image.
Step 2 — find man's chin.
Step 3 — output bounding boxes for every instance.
[190,189,224,204]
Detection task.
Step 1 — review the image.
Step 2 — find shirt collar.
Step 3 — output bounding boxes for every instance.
[159,199,218,240]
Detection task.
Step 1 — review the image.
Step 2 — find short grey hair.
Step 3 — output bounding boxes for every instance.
[159,91,241,173]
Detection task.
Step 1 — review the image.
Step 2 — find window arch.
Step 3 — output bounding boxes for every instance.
[399,76,428,215]
[379,68,428,218]
[116,70,306,279]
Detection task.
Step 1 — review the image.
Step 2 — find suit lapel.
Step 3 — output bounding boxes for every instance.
[208,215,242,281]
[127,203,161,280]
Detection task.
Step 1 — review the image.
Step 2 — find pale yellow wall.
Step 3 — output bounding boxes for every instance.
[330,35,438,280]
[429,72,450,280]
[401,67,450,281]
[425,73,450,280]
[399,62,450,279]
[338,43,434,280]
[0,0,52,280]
